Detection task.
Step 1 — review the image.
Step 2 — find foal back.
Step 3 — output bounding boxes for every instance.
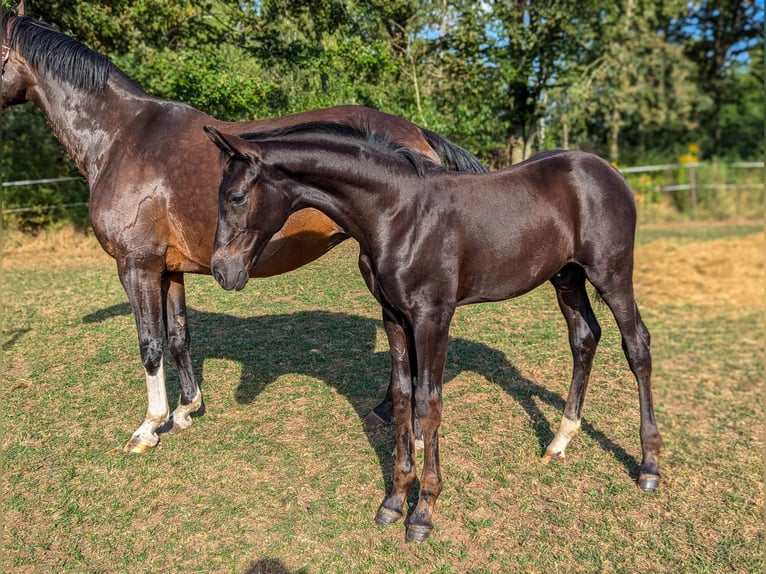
[404,150,636,306]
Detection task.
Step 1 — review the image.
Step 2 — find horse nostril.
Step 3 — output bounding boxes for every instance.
[211,263,226,287]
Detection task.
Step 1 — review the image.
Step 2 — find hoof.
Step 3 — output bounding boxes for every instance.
[165,413,193,435]
[405,523,433,544]
[541,449,563,465]
[375,506,403,526]
[123,434,158,454]
[638,472,660,492]
[364,410,390,428]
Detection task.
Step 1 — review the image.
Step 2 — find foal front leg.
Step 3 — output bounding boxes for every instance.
[405,310,452,543]
[375,308,417,527]
[119,262,171,453]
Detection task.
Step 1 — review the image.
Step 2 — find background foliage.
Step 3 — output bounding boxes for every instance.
[1,0,763,227]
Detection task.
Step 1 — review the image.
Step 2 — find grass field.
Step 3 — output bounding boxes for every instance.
[2,221,763,573]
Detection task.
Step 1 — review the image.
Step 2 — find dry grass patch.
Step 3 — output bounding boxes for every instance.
[635,230,764,310]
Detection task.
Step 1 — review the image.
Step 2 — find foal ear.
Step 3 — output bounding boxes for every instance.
[203,126,261,163]
[15,0,26,16]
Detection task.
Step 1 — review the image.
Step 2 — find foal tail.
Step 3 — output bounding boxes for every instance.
[421,128,489,174]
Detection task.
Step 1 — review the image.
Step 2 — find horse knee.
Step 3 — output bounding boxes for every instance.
[139,338,164,375]
[414,391,442,428]
[167,328,190,358]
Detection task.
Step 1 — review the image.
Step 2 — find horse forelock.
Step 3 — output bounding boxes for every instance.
[239,121,443,178]
[9,16,111,93]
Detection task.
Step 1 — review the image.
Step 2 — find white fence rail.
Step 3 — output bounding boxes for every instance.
[618,161,763,216]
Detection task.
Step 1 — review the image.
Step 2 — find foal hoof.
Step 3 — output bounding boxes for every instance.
[541,448,564,465]
[375,506,403,527]
[638,472,660,492]
[405,523,433,544]
[166,413,193,435]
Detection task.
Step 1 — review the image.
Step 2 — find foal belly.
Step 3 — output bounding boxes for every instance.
[455,242,567,305]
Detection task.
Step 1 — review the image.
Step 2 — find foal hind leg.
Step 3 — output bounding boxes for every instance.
[543,264,601,464]
[162,272,202,434]
[591,274,661,491]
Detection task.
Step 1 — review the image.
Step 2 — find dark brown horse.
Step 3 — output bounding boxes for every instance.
[1,4,486,452]
[204,122,662,542]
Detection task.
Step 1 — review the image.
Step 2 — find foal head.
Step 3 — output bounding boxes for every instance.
[204,126,294,291]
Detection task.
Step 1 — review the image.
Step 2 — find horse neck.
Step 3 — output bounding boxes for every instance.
[26,66,173,182]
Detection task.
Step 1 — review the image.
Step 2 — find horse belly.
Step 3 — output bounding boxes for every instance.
[250,208,347,277]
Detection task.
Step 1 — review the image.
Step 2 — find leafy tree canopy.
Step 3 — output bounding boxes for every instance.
[1,0,763,226]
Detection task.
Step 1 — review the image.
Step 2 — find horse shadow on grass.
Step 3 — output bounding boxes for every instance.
[83,304,641,486]
[242,558,306,574]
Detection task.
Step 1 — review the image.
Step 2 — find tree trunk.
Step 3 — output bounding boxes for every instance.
[608,107,621,163]
[509,133,525,165]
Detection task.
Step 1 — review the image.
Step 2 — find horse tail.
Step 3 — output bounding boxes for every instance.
[420,128,489,174]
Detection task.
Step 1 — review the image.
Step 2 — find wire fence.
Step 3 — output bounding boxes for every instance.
[2,176,87,214]
[2,162,764,219]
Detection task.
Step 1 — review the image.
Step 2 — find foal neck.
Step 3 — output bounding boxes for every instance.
[271,139,425,245]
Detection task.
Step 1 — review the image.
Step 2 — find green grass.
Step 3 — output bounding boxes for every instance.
[2,222,763,573]
[635,221,763,245]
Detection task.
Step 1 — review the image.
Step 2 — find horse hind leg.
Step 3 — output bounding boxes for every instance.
[589,269,661,492]
[162,272,202,434]
[543,264,601,464]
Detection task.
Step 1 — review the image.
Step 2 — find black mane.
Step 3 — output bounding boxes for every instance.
[239,121,445,177]
[4,13,111,93]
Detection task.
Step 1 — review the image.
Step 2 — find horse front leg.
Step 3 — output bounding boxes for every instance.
[405,308,453,543]
[162,272,202,433]
[119,262,170,453]
[543,265,601,463]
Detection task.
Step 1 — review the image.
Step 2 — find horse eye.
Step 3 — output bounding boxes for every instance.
[229,193,247,207]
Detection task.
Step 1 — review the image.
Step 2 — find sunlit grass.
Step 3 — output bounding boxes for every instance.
[2,222,763,573]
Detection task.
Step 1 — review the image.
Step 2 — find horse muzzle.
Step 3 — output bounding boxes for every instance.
[211,256,250,291]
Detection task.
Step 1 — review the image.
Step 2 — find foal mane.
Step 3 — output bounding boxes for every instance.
[239,122,445,178]
[4,13,111,93]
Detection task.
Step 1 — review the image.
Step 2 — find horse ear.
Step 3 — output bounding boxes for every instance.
[203,126,260,163]
[15,0,26,16]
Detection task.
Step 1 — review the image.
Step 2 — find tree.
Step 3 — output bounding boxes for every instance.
[717,42,765,160]
[672,0,764,157]
[421,0,599,165]
[558,0,704,163]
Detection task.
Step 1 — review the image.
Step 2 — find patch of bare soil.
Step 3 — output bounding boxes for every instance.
[634,231,764,310]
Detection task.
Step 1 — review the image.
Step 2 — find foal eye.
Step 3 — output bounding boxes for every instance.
[229,193,247,207]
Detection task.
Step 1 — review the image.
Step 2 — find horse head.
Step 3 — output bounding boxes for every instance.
[204,126,295,292]
[1,2,31,109]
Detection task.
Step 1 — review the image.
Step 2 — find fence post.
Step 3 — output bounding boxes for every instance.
[689,163,697,218]
[680,143,699,218]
